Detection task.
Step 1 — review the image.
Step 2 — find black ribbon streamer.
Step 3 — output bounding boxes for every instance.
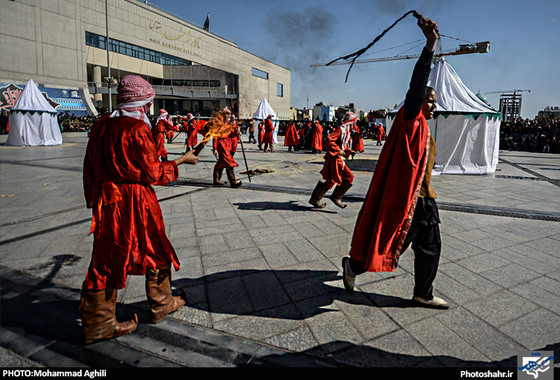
[327,10,421,82]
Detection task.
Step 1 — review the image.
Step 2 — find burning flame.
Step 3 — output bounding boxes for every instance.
[199,109,237,144]
[192,109,237,155]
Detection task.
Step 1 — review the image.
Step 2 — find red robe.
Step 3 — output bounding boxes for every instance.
[214,129,239,169]
[263,119,274,144]
[197,120,207,136]
[83,115,180,290]
[351,125,364,152]
[348,107,430,272]
[186,119,198,146]
[258,121,265,144]
[284,121,300,146]
[153,118,176,160]
[377,125,385,141]
[320,125,353,188]
[299,123,309,143]
[311,122,323,151]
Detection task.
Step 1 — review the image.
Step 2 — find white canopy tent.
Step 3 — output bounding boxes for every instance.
[252,98,279,144]
[386,58,502,174]
[6,79,62,146]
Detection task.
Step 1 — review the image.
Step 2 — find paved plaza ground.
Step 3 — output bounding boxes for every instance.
[0,132,559,371]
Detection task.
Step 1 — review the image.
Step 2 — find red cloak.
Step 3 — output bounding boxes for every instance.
[351,125,364,152]
[186,119,198,146]
[153,118,176,160]
[284,121,300,146]
[258,121,265,144]
[377,125,385,141]
[214,129,239,169]
[348,107,430,272]
[263,119,274,144]
[311,121,323,151]
[299,123,309,140]
[320,126,352,186]
[83,115,180,290]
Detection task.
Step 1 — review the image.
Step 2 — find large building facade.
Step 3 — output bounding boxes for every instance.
[0,0,291,119]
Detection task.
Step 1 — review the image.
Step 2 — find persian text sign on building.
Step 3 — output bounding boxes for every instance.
[148,21,203,60]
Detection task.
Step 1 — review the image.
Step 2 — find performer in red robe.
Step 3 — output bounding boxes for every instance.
[376,123,385,146]
[351,124,364,155]
[309,112,356,209]
[342,16,448,309]
[310,120,323,153]
[80,75,199,344]
[213,113,242,188]
[258,120,265,150]
[197,119,207,136]
[262,114,275,152]
[283,120,300,151]
[299,122,309,150]
[185,113,199,151]
[152,109,177,161]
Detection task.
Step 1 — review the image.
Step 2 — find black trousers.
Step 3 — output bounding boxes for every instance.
[349,197,441,299]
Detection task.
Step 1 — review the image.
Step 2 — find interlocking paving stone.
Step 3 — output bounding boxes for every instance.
[1,133,559,368]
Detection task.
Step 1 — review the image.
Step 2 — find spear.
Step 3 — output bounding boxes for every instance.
[171,115,184,143]
[236,124,252,183]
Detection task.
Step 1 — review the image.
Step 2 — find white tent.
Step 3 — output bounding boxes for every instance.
[5,79,62,146]
[252,98,279,144]
[386,58,502,174]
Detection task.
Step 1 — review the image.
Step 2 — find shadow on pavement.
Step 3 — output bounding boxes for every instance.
[2,266,559,368]
[174,269,423,320]
[233,200,339,212]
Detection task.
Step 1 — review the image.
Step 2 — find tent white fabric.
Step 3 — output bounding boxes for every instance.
[252,98,279,144]
[386,58,501,174]
[5,79,62,146]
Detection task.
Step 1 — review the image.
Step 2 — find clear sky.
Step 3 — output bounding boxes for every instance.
[148,0,559,119]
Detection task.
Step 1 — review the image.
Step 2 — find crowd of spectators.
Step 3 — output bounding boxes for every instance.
[0,111,104,134]
[0,110,8,134]
[500,117,560,153]
[2,110,559,155]
[57,113,102,132]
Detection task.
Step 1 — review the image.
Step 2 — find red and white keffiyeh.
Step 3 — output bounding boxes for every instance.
[156,109,169,124]
[110,75,155,128]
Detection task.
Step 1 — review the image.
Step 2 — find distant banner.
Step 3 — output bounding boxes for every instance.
[0,83,23,110]
[0,83,89,115]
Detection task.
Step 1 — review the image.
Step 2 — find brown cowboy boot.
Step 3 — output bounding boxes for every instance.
[145,267,186,324]
[226,168,242,188]
[309,181,328,208]
[330,181,352,208]
[213,167,227,187]
[79,289,138,344]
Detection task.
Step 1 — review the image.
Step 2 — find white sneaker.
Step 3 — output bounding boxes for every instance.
[413,295,449,309]
[342,257,355,293]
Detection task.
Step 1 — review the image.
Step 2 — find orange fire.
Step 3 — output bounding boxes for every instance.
[192,109,237,155]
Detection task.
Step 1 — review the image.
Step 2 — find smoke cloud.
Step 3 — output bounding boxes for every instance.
[261,6,338,107]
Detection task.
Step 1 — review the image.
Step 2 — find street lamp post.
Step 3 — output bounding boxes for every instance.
[105,0,112,112]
